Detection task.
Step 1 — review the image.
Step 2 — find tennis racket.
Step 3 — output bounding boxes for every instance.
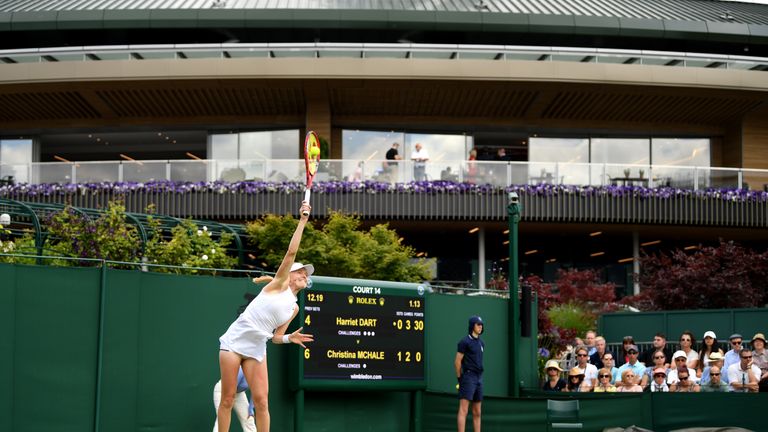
[303,131,321,216]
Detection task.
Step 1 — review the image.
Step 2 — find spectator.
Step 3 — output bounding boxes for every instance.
[564,367,589,393]
[699,366,728,392]
[647,367,669,392]
[617,369,643,392]
[466,148,478,182]
[667,350,698,384]
[601,352,620,384]
[639,332,673,367]
[411,142,429,181]
[592,368,617,392]
[573,345,598,390]
[669,368,700,392]
[494,148,508,161]
[384,142,402,180]
[750,333,768,392]
[589,336,611,369]
[728,348,761,392]
[585,330,597,356]
[619,336,636,367]
[723,333,744,374]
[679,330,699,370]
[700,352,729,385]
[385,142,401,166]
[542,360,566,392]
[697,330,723,378]
[616,344,646,385]
[640,351,668,388]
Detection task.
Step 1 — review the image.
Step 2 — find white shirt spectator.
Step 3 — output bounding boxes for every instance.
[667,367,699,384]
[727,362,761,392]
[575,363,599,388]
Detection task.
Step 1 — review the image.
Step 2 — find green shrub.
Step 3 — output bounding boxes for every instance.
[547,302,595,339]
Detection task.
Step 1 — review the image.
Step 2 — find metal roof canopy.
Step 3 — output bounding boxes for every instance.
[1,0,768,45]
[0,197,247,265]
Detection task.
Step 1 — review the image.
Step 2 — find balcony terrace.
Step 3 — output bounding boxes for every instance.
[2,159,767,227]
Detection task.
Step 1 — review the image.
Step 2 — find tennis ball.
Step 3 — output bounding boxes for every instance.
[309,146,321,158]
[455,384,460,390]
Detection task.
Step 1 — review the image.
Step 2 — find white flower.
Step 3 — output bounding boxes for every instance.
[211,249,216,254]
[197,230,203,236]
[203,226,208,232]
[202,254,209,261]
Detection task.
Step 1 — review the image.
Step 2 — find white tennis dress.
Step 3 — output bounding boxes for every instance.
[219,288,297,361]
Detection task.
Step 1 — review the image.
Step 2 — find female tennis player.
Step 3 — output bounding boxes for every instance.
[217,201,315,432]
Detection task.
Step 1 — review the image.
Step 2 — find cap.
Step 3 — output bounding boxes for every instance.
[568,367,584,377]
[468,316,484,335]
[729,333,743,341]
[653,367,667,375]
[707,352,724,363]
[290,262,314,276]
[752,333,766,344]
[545,360,563,372]
[703,330,717,340]
[673,350,687,360]
[626,344,639,353]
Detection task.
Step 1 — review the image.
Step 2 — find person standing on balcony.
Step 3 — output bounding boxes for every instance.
[411,142,429,181]
[455,316,484,432]
[217,201,315,432]
[384,142,402,181]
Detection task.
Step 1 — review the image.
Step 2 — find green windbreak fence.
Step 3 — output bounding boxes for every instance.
[2,261,766,432]
[0,262,510,432]
[599,308,768,344]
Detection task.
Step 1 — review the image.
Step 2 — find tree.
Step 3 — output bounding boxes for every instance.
[632,240,768,310]
[245,211,431,282]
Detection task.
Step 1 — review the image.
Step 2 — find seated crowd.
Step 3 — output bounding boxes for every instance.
[541,330,768,393]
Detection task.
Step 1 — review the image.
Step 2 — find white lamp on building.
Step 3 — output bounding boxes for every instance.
[0,213,10,226]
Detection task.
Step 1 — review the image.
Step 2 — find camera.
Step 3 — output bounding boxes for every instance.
[508,192,519,205]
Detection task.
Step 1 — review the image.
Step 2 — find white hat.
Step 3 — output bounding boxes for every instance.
[673,350,687,360]
[290,262,314,276]
[703,330,717,340]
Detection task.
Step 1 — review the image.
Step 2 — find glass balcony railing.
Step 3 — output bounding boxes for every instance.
[1,159,768,192]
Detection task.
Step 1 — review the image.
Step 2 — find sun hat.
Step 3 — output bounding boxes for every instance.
[673,350,687,360]
[752,333,766,344]
[729,333,743,341]
[653,367,667,375]
[290,262,314,276]
[703,330,717,340]
[707,352,724,363]
[545,360,563,371]
[568,367,584,377]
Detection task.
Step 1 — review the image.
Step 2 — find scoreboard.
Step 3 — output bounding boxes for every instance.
[294,276,427,390]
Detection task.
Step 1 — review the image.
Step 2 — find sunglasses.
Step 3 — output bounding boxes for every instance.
[681,338,691,342]
[628,351,638,354]
[577,353,589,357]
[654,356,665,359]
[675,358,686,362]
[741,355,752,359]
[570,375,583,379]
[710,373,721,376]
[599,374,611,378]
[653,373,666,378]
[732,341,743,345]
[679,376,689,380]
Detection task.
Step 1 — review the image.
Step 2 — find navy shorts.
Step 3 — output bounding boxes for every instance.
[458,372,483,402]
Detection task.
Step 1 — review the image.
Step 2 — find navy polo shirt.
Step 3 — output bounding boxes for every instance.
[458,334,484,374]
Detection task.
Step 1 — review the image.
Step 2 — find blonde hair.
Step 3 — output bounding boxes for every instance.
[252,275,274,284]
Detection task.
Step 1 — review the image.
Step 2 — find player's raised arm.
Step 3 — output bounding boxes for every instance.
[265,201,311,293]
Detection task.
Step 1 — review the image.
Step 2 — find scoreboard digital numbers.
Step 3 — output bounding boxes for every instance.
[295,276,427,390]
